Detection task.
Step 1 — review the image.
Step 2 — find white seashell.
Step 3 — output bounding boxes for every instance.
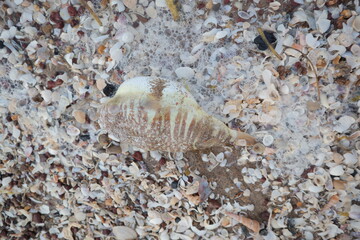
[271,218,287,229]
[110,42,123,62]
[204,16,218,28]
[337,33,353,47]
[2,177,12,187]
[99,77,255,152]
[20,11,32,24]
[351,44,360,56]
[349,205,360,220]
[280,85,289,95]
[316,11,330,33]
[269,1,281,11]
[176,217,192,232]
[122,0,137,10]
[334,116,356,133]
[34,12,47,24]
[66,125,80,136]
[204,218,222,230]
[113,226,138,240]
[146,5,157,19]
[316,0,326,8]
[263,135,274,146]
[352,16,360,32]
[60,7,71,21]
[313,175,326,186]
[237,11,252,20]
[329,165,344,176]
[175,67,195,79]
[111,0,125,12]
[159,230,170,240]
[215,29,229,41]
[328,45,346,57]
[155,0,167,8]
[343,153,358,165]
[121,31,134,43]
[306,33,320,49]
[39,205,50,214]
[24,147,33,157]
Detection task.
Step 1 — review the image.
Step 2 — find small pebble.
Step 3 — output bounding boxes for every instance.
[254,31,276,50]
[171,180,178,189]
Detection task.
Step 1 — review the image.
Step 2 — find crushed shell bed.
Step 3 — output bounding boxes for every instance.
[0,0,360,239]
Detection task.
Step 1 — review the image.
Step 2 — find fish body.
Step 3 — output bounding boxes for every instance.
[99,77,254,152]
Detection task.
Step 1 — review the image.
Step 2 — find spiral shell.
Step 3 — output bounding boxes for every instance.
[99,77,255,152]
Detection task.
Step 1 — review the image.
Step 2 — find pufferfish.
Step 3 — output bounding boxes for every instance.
[98,76,255,152]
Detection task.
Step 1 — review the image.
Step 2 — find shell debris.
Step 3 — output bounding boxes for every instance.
[0,0,359,239]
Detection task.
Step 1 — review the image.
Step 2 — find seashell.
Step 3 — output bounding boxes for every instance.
[349,204,360,220]
[321,195,340,212]
[337,33,353,47]
[112,226,138,240]
[343,153,358,165]
[316,11,331,33]
[334,116,356,133]
[313,175,326,186]
[316,0,326,8]
[329,165,344,176]
[175,67,195,79]
[99,77,255,152]
[121,31,134,43]
[269,1,281,11]
[262,134,274,146]
[226,212,260,233]
[352,16,360,32]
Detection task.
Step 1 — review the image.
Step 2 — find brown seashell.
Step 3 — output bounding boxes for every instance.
[99,77,255,152]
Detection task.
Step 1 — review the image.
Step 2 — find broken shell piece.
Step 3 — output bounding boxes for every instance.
[99,77,255,152]
[352,16,360,32]
[334,116,356,133]
[269,1,281,11]
[337,33,353,47]
[66,125,80,136]
[73,110,86,124]
[349,205,360,220]
[343,153,358,165]
[316,0,326,8]
[322,195,340,212]
[225,212,260,233]
[113,226,137,240]
[175,67,195,79]
[313,175,326,186]
[329,165,344,176]
[121,31,134,43]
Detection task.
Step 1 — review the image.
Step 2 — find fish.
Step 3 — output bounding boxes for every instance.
[99,76,255,152]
